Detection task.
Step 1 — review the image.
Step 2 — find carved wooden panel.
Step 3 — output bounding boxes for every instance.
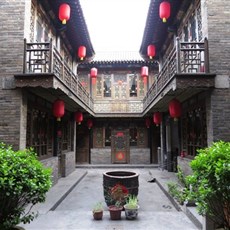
[111,130,130,163]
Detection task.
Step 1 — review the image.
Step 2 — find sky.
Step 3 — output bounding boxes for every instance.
[80,0,150,53]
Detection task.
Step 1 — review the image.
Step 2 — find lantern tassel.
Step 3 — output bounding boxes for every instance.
[62,19,67,24]
[80,57,83,61]
[57,117,61,122]
[150,56,152,59]
[163,18,167,23]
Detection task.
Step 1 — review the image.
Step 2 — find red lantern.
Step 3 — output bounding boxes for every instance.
[87,119,93,129]
[59,4,71,24]
[78,46,86,60]
[153,112,162,126]
[75,111,83,125]
[90,68,97,78]
[145,117,151,128]
[53,99,65,121]
[169,99,182,121]
[159,1,171,23]
[147,45,156,59]
[141,66,148,77]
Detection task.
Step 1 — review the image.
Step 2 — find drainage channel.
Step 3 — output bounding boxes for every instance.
[50,171,88,211]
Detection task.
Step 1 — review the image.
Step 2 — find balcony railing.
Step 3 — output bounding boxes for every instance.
[23,39,93,110]
[22,38,210,115]
[143,38,210,110]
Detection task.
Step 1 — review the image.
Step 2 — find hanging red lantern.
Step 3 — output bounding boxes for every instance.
[145,117,151,128]
[147,45,156,59]
[90,68,97,78]
[53,99,65,121]
[87,119,93,129]
[59,3,71,24]
[153,112,162,126]
[159,1,171,23]
[75,111,83,125]
[141,66,148,77]
[141,66,148,84]
[78,46,86,60]
[169,99,182,121]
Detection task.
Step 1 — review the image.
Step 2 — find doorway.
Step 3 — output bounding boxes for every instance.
[111,129,130,163]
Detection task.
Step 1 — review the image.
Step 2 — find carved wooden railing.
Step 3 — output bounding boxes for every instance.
[23,38,209,114]
[143,38,210,110]
[23,39,93,110]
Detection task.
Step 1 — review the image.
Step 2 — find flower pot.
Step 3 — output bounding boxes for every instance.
[124,204,140,220]
[93,210,103,220]
[108,205,123,220]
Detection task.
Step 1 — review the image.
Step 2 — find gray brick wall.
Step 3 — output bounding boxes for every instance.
[203,0,230,75]
[90,148,151,164]
[0,0,27,149]
[61,151,76,177]
[41,157,59,186]
[201,0,230,145]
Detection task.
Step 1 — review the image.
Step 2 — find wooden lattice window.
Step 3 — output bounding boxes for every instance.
[26,108,53,159]
[129,74,137,97]
[130,128,137,146]
[181,96,207,157]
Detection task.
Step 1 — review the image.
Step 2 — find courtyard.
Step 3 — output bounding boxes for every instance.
[19,167,200,230]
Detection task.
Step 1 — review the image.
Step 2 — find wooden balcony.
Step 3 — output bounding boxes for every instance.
[15,38,215,116]
[143,38,215,113]
[15,39,93,112]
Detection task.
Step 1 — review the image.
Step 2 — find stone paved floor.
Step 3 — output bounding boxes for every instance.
[19,167,200,230]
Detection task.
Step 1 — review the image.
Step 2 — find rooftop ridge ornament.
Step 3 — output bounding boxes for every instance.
[59,3,71,25]
[159,1,171,23]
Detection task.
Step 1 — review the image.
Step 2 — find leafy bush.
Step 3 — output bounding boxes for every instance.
[167,181,185,205]
[185,141,230,229]
[0,143,52,229]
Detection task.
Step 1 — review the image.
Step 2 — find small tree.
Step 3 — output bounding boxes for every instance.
[185,141,230,229]
[0,143,52,229]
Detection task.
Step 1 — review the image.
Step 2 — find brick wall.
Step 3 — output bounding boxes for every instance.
[203,0,230,75]
[0,0,27,149]
[201,0,230,144]
[41,157,59,186]
[90,148,151,164]
[61,151,76,177]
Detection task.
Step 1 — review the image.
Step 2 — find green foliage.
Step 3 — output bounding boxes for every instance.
[167,182,185,205]
[0,142,52,229]
[184,141,230,229]
[176,166,187,187]
[125,194,138,209]
[93,202,103,213]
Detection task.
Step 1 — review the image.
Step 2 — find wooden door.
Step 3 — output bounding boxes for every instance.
[111,129,130,163]
[76,126,89,163]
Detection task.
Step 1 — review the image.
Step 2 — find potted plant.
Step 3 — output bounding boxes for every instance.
[92,202,104,220]
[184,141,230,229]
[108,201,123,220]
[106,183,129,207]
[124,195,140,220]
[0,143,52,230]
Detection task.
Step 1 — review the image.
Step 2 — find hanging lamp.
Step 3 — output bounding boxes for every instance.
[159,1,171,23]
[59,3,71,24]
[53,99,65,121]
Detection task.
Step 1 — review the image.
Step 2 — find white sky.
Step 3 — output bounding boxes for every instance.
[80,0,150,53]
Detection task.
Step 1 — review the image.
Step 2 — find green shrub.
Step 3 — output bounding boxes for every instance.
[185,141,230,229]
[167,181,185,205]
[0,142,52,229]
